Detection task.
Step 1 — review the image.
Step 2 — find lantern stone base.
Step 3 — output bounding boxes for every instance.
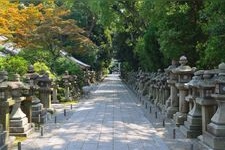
[9,117,34,137]
[157,103,164,111]
[202,131,225,150]
[52,99,59,104]
[207,122,225,136]
[180,114,202,138]
[32,115,47,124]
[0,131,7,150]
[173,112,187,126]
[166,106,178,118]
[32,103,47,123]
[197,136,213,150]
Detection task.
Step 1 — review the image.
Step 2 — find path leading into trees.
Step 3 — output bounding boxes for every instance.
[20,74,169,150]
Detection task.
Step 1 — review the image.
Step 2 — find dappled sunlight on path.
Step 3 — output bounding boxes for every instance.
[20,74,169,150]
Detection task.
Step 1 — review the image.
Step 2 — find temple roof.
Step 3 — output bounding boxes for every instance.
[60,50,90,69]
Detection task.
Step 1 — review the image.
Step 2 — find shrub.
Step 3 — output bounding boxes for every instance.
[0,56,28,76]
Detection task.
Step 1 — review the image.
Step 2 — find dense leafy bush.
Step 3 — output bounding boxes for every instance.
[54,57,82,75]
[0,56,28,76]
[18,49,53,67]
[33,62,55,79]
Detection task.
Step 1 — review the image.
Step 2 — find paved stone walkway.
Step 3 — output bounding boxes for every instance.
[20,74,169,150]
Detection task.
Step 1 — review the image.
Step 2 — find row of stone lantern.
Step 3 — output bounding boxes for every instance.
[127,55,225,150]
[131,69,170,111]
[61,70,82,100]
[84,70,96,86]
[0,66,54,150]
[24,65,49,124]
[0,71,34,141]
[0,64,96,149]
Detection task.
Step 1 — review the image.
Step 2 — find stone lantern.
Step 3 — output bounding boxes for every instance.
[138,74,145,96]
[135,69,143,91]
[196,70,217,135]
[151,73,158,103]
[37,71,52,108]
[154,69,162,105]
[0,71,10,149]
[70,75,80,98]
[165,60,179,118]
[52,82,59,103]
[161,73,170,109]
[0,123,8,150]
[147,73,154,101]
[62,71,72,101]
[8,74,34,136]
[84,70,91,86]
[173,56,195,126]
[24,65,47,123]
[142,74,150,96]
[0,71,10,102]
[180,70,203,138]
[0,81,10,131]
[90,71,96,83]
[202,62,225,150]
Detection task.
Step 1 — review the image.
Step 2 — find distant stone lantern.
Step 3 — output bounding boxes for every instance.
[202,62,225,150]
[70,75,79,98]
[0,82,9,101]
[0,71,10,101]
[0,74,9,149]
[0,123,7,150]
[62,71,72,101]
[52,82,59,103]
[165,60,179,118]
[26,65,39,88]
[0,71,11,137]
[24,65,47,123]
[37,71,52,108]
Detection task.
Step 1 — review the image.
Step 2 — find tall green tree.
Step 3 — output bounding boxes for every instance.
[198,1,225,68]
[65,0,112,71]
[84,1,147,70]
[151,1,203,66]
[136,26,166,71]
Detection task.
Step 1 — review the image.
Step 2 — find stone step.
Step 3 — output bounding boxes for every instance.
[32,110,42,117]
[0,144,7,150]
[0,132,7,147]
[10,117,28,127]
[9,124,34,137]
[32,115,47,123]
[9,122,32,133]
[32,103,43,111]
[180,125,202,138]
